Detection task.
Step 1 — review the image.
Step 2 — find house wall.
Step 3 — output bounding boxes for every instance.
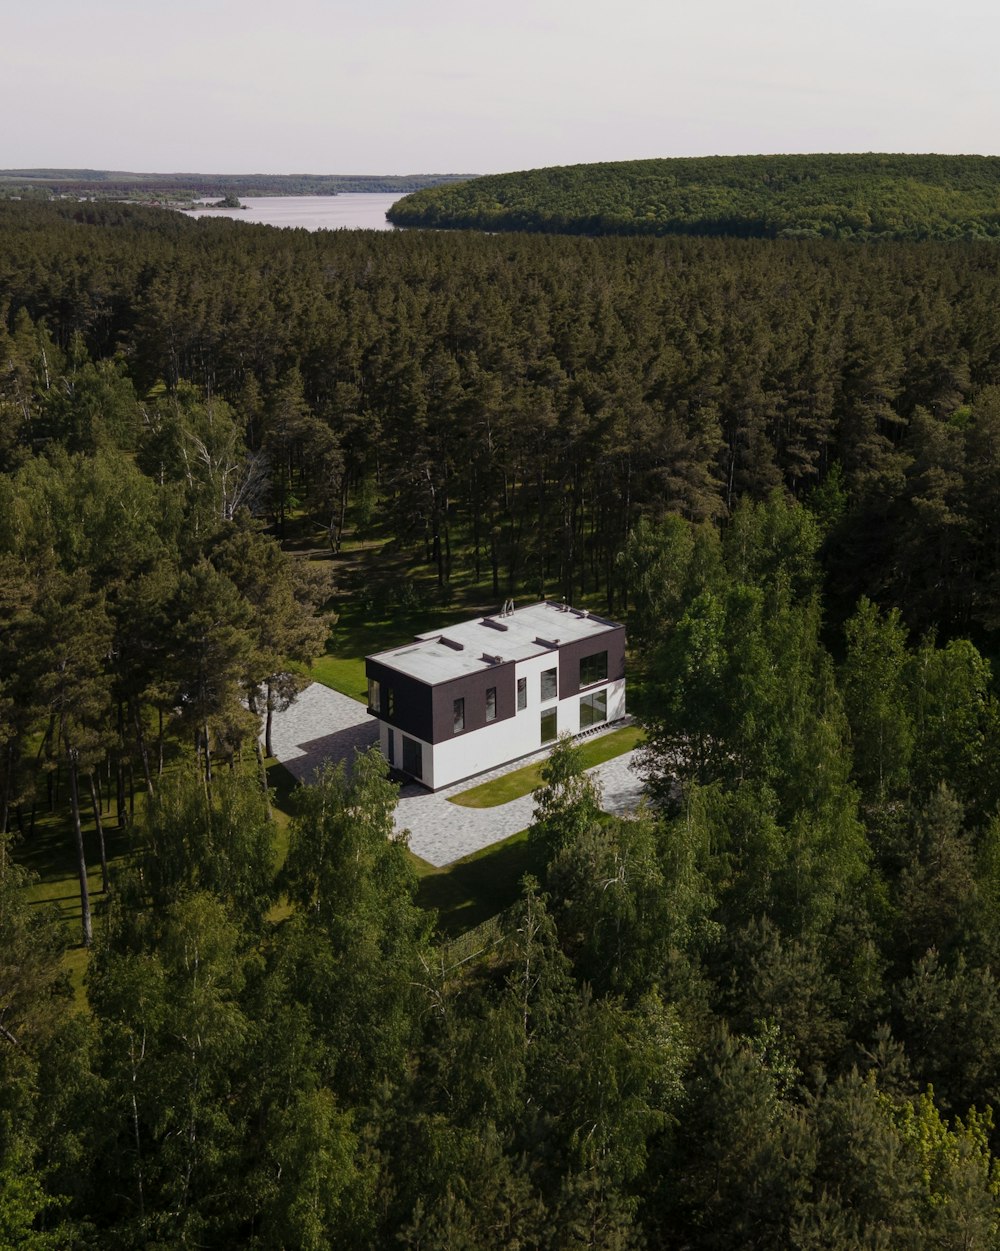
[369,622,627,791]
[365,659,434,742]
[430,663,516,742]
[428,650,559,788]
[557,624,626,698]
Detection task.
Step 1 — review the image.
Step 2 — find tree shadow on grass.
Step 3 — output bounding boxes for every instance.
[416,832,545,937]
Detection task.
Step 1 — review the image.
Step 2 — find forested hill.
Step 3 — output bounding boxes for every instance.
[387,152,1000,240]
[0,168,476,202]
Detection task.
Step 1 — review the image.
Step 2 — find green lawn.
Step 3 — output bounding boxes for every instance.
[306,654,369,703]
[412,829,543,938]
[448,723,644,809]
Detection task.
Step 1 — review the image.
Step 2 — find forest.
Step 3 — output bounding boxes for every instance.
[387,152,1000,241]
[5,197,1000,1246]
[0,170,473,203]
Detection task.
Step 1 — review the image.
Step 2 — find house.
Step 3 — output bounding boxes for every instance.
[365,601,626,790]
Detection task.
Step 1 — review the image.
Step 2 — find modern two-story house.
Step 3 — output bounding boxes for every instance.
[365,601,626,790]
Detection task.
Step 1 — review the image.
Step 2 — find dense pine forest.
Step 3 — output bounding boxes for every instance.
[387,152,1000,240]
[6,198,1000,1246]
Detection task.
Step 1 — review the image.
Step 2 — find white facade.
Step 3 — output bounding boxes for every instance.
[367,602,626,791]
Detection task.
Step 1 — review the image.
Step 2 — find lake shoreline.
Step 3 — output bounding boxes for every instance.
[180,192,401,231]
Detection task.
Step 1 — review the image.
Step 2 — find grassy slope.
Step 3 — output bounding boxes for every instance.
[412,829,542,937]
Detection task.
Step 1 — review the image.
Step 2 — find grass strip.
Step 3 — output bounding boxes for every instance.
[447,723,643,809]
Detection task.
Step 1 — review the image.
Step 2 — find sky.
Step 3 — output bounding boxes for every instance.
[4,0,999,176]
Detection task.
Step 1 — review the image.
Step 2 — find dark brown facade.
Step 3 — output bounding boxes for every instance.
[365,659,435,742]
[557,623,626,698]
[431,663,517,743]
[365,657,518,745]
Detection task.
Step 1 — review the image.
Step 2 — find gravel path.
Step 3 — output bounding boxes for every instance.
[268,683,647,867]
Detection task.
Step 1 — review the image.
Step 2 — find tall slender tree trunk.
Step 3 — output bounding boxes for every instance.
[116,754,128,828]
[265,680,275,759]
[248,689,271,809]
[0,742,13,835]
[132,700,154,797]
[87,771,109,894]
[66,745,93,948]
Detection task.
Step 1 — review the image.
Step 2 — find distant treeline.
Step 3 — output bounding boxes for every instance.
[0,168,476,202]
[388,153,1000,241]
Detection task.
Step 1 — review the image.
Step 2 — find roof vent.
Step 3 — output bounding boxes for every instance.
[438,636,464,651]
[481,617,509,632]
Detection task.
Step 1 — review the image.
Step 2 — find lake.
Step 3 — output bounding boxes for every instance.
[182,193,401,231]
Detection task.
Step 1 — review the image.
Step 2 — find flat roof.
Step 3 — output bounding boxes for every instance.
[367,601,622,686]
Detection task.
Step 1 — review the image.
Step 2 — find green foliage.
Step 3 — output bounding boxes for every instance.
[389,153,1000,241]
[123,768,276,930]
[280,750,432,1102]
[529,734,604,860]
[7,183,1000,1248]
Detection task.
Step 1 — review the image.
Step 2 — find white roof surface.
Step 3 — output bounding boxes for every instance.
[368,601,621,686]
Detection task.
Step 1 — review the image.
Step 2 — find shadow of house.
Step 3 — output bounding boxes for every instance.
[279,720,379,784]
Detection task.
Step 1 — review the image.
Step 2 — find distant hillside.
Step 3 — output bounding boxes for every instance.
[0,169,476,202]
[387,154,1000,240]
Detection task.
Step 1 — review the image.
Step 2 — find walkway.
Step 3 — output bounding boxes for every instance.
[267,683,647,867]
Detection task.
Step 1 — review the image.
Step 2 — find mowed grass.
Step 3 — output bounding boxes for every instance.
[307,653,369,703]
[448,723,644,809]
[412,829,544,938]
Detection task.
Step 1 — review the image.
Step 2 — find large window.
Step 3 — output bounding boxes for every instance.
[367,677,381,712]
[580,651,608,687]
[540,707,558,744]
[541,667,558,702]
[517,676,527,711]
[486,687,497,722]
[580,688,607,728]
[453,697,465,734]
[401,735,422,779]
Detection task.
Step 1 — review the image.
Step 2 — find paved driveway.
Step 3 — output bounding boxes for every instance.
[268,683,646,867]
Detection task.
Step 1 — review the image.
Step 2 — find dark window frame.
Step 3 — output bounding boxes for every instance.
[541,667,558,702]
[401,735,422,778]
[580,688,608,728]
[540,706,558,744]
[579,651,608,687]
[486,686,497,722]
[453,697,465,734]
[517,676,527,711]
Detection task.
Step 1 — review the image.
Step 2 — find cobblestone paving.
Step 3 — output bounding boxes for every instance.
[268,683,647,867]
[266,682,377,783]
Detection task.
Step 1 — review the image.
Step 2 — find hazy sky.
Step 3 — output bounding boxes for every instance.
[4,0,998,175]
